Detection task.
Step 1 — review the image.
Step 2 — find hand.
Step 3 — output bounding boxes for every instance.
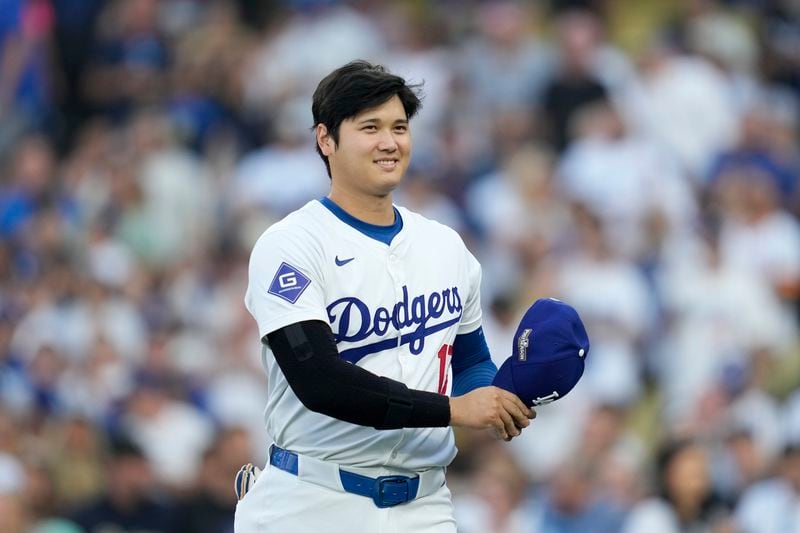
[449,386,536,441]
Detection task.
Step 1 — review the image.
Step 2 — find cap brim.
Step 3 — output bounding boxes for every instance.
[492,355,585,406]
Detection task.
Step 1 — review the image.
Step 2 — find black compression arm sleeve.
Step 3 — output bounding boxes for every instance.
[266,320,451,429]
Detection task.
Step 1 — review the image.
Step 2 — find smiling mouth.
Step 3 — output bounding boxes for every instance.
[374,159,399,170]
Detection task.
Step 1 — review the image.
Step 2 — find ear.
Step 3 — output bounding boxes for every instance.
[316,124,335,156]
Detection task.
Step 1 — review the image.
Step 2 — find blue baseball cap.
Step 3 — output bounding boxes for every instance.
[492,298,590,406]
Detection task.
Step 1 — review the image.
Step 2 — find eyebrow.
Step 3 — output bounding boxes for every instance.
[357,118,409,126]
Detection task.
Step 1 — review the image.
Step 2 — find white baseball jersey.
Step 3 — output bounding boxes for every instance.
[244,199,483,472]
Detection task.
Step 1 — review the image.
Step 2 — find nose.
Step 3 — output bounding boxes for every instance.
[376,129,398,152]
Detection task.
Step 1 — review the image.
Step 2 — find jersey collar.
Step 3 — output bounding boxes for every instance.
[318,197,403,246]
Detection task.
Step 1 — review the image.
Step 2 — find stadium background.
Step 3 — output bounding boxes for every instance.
[1,0,799,531]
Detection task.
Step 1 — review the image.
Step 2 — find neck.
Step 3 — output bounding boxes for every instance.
[328,186,395,225]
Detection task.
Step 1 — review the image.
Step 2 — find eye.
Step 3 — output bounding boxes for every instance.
[361,125,377,132]
[394,125,408,133]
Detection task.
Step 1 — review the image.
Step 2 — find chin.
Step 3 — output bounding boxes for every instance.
[373,181,402,198]
[371,170,405,192]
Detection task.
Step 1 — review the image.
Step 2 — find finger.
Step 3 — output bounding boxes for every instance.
[498,408,519,439]
[490,411,509,440]
[489,427,505,441]
[502,397,531,429]
[502,390,536,420]
[499,389,531,416]
[513,393,536,419]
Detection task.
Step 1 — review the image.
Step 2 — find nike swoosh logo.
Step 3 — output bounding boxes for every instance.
[335,256,354,266]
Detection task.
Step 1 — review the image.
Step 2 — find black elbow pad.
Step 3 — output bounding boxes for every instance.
[374,377,414,430]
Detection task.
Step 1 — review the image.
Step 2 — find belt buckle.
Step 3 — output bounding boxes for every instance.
[372,475,411,508]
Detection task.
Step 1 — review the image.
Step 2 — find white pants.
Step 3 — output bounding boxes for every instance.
[234,462,457,533]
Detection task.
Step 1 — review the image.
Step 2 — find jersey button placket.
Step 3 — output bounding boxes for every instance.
[387,248,406,372]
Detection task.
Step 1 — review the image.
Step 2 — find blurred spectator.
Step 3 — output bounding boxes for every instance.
[11,274,147,378]
[457,2,549,116]
[60,118,116,226]
[81,0,169,119]
[243,1,385,123]
[23,455,60,527]
[119,373,214,490]
[45,416,105,510]
[537,8,633,152]
[172,426,253,533]
[712,430,770,505]
[527,456,627,533]
[760,0,800,99]
[229,101,328,218]
[621,38,739,180]
[579,403,645,470]
[0,450,25,494]
[0,0,56,153]
[0,492,29,533]
[49,0,104,148]
[0,135,75,247]
[707,91,799,208]
[684,1,755,70]
[735,445,800,533]
[785,388,800,446]
[453,442,531,533]
[714,160,800,304]
[70,435,174,532]
[466,144,569,300]
[623,438,733,533]
[655,214,795,423]
[127,109,215,265]
[532,403,644,530]
[22,345,71,416]
[558,98,696,260]
[681,0,760,108]
[452,2,550,171]
[203,358,270,465]
[0,322,31,416]
[166,1,257,153]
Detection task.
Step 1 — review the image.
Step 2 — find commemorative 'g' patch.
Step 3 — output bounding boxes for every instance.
[268,262,311,304]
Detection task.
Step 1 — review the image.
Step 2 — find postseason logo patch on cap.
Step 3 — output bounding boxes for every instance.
[268,262,311,304]
[493,298,590,406]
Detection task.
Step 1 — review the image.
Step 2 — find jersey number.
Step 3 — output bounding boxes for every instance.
[437,344,453,395]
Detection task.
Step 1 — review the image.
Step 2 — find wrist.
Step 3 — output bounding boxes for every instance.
[448,396,460,427]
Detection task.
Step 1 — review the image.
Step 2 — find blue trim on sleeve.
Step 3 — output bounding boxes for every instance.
[451,327,497,396]
[319,197,403,245]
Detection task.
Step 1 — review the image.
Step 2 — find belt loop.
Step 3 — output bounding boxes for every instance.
[270,444,299,475]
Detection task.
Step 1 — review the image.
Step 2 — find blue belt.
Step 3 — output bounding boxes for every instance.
[269,444,420,508]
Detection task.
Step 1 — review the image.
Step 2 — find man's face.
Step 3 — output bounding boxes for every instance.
[321,95,412,198]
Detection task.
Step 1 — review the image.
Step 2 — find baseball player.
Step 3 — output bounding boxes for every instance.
[234,60,535,533]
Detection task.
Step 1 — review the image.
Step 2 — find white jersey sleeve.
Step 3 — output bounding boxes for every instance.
[245,227,329,339]
[457,247,483,335]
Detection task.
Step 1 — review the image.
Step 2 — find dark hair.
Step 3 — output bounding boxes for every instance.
[312,60,423,177]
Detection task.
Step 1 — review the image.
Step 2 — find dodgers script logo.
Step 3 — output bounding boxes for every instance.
[327,286,462,364]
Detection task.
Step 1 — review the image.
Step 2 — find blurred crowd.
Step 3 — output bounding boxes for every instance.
[1,0,799,531]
